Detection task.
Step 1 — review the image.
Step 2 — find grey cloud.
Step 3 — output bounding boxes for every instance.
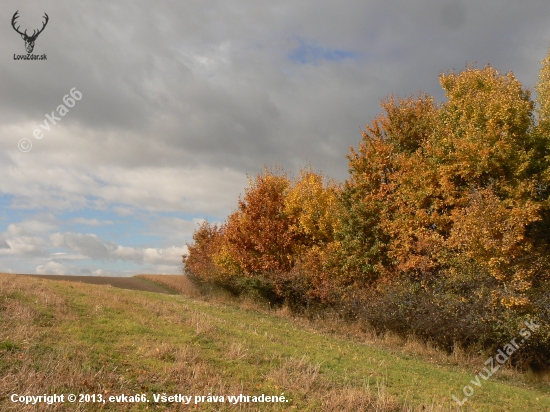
[4,1,550,182]
[50,232,186,265]
[2,0,550,275]
[440,3,468,30]
[51,232,111,260]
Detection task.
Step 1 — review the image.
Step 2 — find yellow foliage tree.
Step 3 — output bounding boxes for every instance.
[284,167,339,248]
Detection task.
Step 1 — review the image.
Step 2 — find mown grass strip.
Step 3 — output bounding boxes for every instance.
[1,274,549,411]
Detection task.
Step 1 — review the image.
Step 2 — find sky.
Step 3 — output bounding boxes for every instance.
[1,1,550,276]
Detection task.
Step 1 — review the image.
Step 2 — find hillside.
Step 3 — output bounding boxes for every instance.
[1,273,549,411]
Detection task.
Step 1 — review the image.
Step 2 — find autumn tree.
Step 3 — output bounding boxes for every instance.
[537,46,550,125]
[281,167,341,303]
[337,94,440,285]
[340,65,549,287]
[222,168,295,279]
[284,167,339,247]
[183,51,550,367]
[435,65,550,308]
[182,221,224,282]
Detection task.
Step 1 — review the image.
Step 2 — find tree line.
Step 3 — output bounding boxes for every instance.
[184,51,550,370]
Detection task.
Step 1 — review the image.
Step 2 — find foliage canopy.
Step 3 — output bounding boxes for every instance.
[184,51,550,368]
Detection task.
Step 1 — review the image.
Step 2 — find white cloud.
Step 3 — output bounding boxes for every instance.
[73,218,113,226]
[0,218,187,274]
[0,224,48,257]
[49,232,186,265]
[0,150,248,215]
[36,261,69,275]
[2,0,550,275]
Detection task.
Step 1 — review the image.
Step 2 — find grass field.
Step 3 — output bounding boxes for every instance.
[1,273,549,411]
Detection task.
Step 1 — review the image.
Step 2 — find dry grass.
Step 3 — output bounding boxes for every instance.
[248,303,505,378]
[135,274,201,297]
[137,275,469,369]
[245,352,406,411]
[0,275,248,411]
[138,274,547,388]
[2,274,405,411]
[0,275,122,411]
[226,342,249,361]
[138,275,550,410]
[3,273,548,411]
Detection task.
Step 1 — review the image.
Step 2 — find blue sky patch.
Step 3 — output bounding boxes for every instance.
[288,38,358,64]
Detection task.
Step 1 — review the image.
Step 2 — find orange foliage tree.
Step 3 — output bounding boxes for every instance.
[184,51,550,366]
[222,168,295,279]
[340,65,550,302]
[182,221,224,282]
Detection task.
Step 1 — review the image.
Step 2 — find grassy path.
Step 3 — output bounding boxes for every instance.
[1,273,549,411]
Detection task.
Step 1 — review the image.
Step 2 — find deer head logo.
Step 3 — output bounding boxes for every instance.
[11,11,49,54]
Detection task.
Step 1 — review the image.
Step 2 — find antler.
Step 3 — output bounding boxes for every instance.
[11,11,49,40]
[31,13,49,39]
[11,11,26,37]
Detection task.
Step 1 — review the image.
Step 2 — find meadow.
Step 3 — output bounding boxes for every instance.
[1,273,549,411]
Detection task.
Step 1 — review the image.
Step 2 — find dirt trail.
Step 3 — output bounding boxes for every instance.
[20,274,174,294]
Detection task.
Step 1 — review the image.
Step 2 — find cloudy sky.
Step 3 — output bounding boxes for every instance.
[1,1,550,276]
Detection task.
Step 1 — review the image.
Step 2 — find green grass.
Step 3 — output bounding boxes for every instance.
[1,273,549,411]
